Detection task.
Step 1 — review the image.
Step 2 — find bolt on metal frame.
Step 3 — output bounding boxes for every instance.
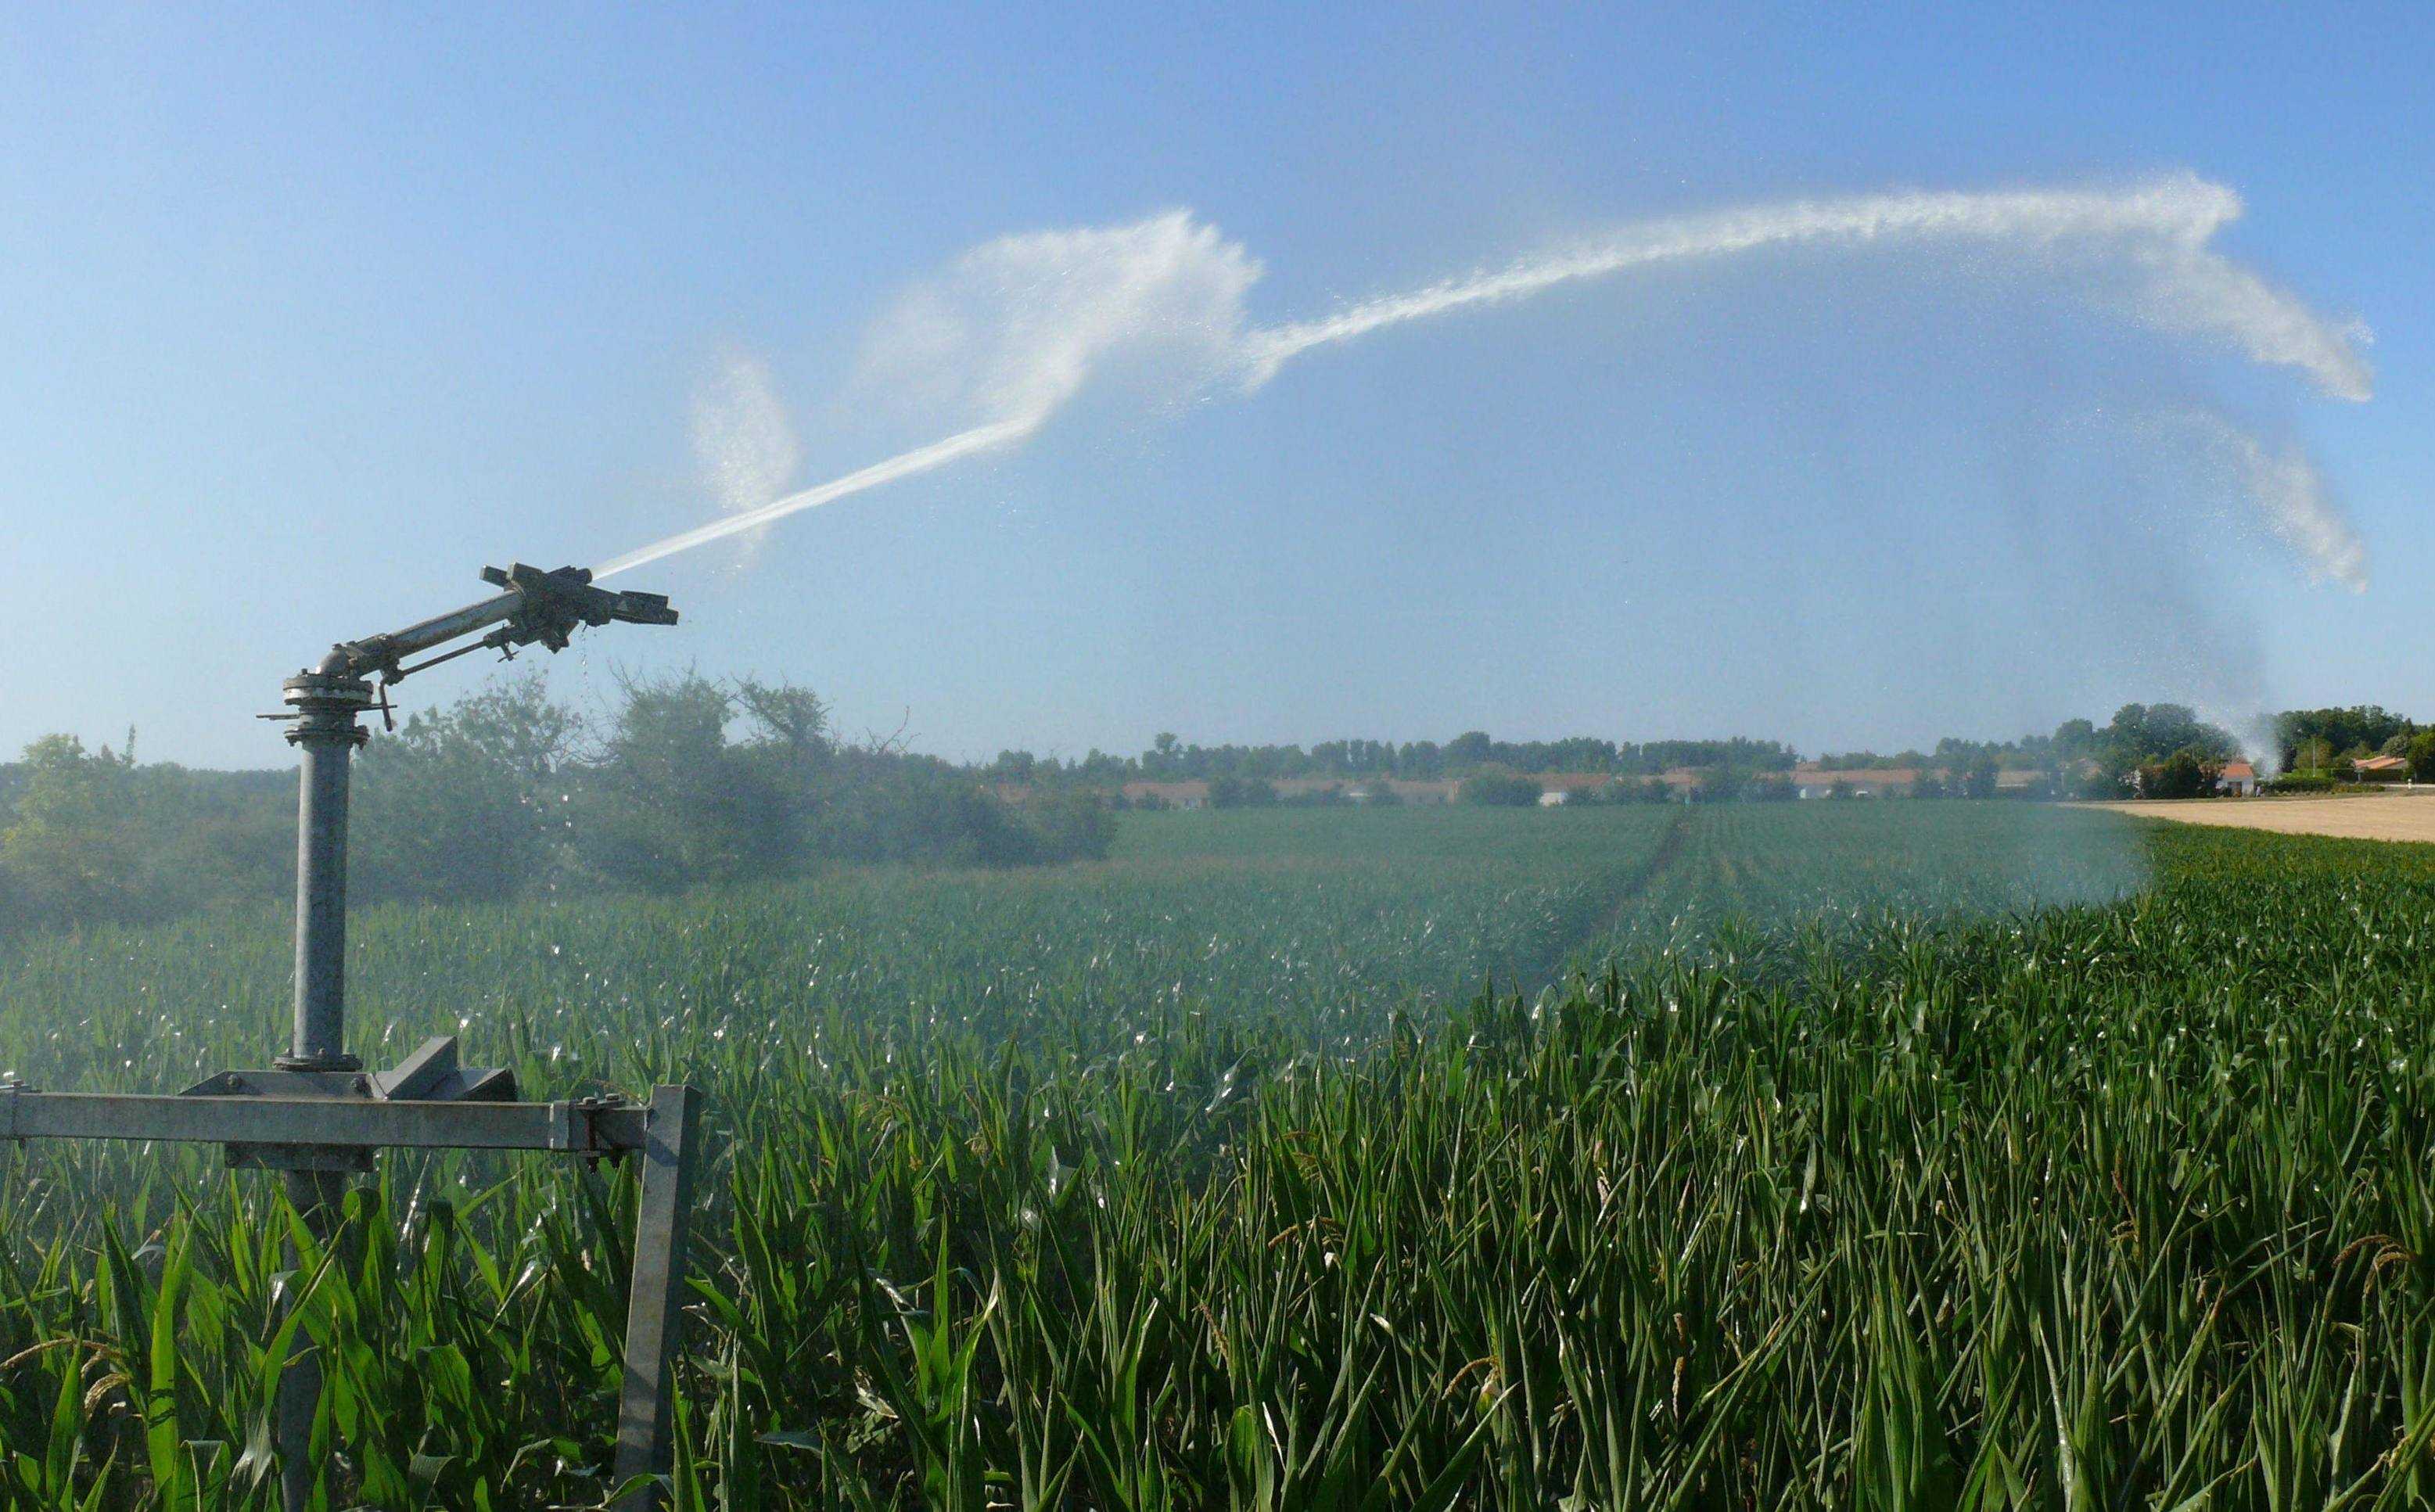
[0,566,694,1510]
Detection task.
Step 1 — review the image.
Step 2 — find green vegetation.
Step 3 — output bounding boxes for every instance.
[0,675,1112,936]
[2275,706,2435,784]
[5,804,2434,1507]
[1458,772,1543,806]
[9,689,2416,942]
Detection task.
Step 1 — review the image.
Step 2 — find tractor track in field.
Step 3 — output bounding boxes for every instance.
[1529,808,1693,986]
[1591,807,1692,939]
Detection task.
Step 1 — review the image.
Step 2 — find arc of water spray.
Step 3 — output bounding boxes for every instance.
[1237,178,2369,397]
[594,174,2370,582]
[596,418,1035,577]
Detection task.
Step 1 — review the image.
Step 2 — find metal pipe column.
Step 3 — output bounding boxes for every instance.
[278,665,372,1073]
[274,663,372,1510]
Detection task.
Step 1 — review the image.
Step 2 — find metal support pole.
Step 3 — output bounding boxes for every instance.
[278,1169,349,1512]
[279,666,371,1073]
[275,663,369,1512]
[612,1085,702,1508]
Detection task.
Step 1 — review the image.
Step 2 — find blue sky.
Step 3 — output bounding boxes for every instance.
[3,3,2428,767]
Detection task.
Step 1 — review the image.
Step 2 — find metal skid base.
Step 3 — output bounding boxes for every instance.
[2,1036,700,1509]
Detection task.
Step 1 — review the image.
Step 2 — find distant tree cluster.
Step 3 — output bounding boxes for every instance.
[5,691,2411,939]
[0,674,1112,936]
[1083,703,2256,810]
[1457,773,1543,807]
[2273,706,2435,781]
[1818,704,2246,801]
[0,734,290,932]
[1058,731,1800,787]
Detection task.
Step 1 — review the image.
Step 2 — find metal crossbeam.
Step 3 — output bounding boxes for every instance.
[1,1045,702,1508]
[0,1088,651,1152]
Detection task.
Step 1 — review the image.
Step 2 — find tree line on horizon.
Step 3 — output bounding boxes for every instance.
[0,673,1112,936]
[4,688,2430,938]
[989,703,2434,796]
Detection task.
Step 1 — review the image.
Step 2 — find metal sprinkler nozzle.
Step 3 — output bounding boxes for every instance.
[277,562,679,1073]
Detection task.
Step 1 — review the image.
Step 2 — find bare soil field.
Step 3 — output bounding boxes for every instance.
[2092,790,2435,842]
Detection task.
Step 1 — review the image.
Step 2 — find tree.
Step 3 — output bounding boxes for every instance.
[124,762,292,915]
[2141,748,2215,800]
[1208,774,1277,809]
[1,735,142,925]
[735,680,831,755]
[575,673,787,889]
[354,674,581,903]
[1144,732,1181,776]
[1399,741,1446,779]
[1693,768,1746,804]
[2103,704,2238,768]
[1446,731,1495,770]
[2275,706,2416,770]
[1959,756,1999,800]
[2409,730,2435,782]
[1460,773,1541,807]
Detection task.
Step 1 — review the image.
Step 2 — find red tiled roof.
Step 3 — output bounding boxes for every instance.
[1793,767,1920,786]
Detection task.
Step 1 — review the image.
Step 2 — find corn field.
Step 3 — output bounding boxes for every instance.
[5,803,2435,1507]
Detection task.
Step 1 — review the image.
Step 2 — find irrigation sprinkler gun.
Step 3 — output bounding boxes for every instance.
[0,564,695,1511]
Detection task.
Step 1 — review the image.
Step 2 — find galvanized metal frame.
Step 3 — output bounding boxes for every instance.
[0,566,695,1510]
[2,1048,702,1509]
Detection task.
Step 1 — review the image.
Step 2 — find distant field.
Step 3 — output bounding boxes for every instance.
[2099,788,2435,842]
[9,803,2435,1506]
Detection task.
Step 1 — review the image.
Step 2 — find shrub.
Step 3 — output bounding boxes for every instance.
[1208,775,1279,809]
[1460,774,1543,807]
[2140,748,2215,800]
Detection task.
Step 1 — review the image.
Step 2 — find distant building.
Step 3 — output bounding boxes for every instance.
[1269,778,1349,803]
[1122,781,1209,810]
[1119,777,1463,809]
[2217,760,2258,796]
[2356,754,2409,782]
[1532,774,1614,805]
[1791,764,1917,799]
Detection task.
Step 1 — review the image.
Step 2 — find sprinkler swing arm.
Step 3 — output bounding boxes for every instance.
[0,562,695,1512]
[320,562,679,688]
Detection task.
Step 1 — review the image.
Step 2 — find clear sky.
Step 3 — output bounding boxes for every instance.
[3,3,2428,768]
